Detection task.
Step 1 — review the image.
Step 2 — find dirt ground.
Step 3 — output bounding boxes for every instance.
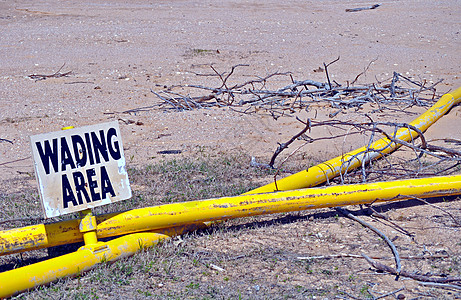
[1,0,460,299]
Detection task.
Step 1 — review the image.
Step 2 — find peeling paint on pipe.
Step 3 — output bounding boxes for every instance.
[0,232,168,298]
[60,174,461,235]
[2,175,461,297]
[0,224,206,298]
[2,174,461,257]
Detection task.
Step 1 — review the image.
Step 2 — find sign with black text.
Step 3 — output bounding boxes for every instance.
[30,121,131,218]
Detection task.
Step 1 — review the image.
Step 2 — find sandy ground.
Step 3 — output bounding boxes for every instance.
[1,0,461,184]
[0,0,461,298]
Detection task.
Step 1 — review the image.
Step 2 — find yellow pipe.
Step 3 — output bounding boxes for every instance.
[452,86,461,100]
[0,232,168,298]
[2,89,459,297]
[1,88,460,256]
[3,174,461,256]
[0,218,205,256]
[0,223,207,298]
[69,174,461,234]
[246,87,461,194]
[2,174,461,297]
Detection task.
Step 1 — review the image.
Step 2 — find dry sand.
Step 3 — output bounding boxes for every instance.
[1,0,460,184]
[0,0,460,298]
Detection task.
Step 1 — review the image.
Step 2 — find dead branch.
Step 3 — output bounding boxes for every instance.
[418,282,461,291]
[28,64,72,81]
[403,195,461,226]
[323,56,340,90]
[362,253,461,284]
[346,4,381,13]
[335,207,402,276]
[297,254,448,260]
[351,57,378,85]
[268,118,311,168]
[426,144,461,157]
[125,61,444,117]
[0,138,13,144]
[0,157,31,167]
[373,288,405,300]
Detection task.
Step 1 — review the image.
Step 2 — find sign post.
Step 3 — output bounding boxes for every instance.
[30,121,132,219]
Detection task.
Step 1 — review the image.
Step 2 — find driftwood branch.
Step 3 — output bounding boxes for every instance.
[351,57,378,85]
[418,281,461,291]
[297,253,448,260]
[28,64,72,81]
[346,4,381,13]
[141,63,442,115]
[323,56,340,90]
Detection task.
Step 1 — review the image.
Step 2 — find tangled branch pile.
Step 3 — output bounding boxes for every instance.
[125,63,460,184]
[146,63,441,119]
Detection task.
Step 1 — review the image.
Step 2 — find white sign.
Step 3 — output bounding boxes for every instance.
[30,121,131,218]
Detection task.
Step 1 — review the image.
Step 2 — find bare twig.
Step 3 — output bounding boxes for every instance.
[362,253,461,284]
[0,138,13,144]
[0,157,31,167]
[323,56,340,90]
[418,281,461,291]
[335,207,402,277]
[268,118,311,168]
[374,287,404,300]
[28,64,72,81]
[297,254,448,260]
[351,57,378,85]
[426,144,461,157]
[403,195,461,226]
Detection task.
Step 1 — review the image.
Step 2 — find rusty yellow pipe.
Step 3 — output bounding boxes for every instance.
[60,174,461,235]
[3,174,461,257]
[0,223,207,298]
[246,86,461,194]
[2,175,461,297]
[0,218,205,256]
[1,88,460,256]
[0,232,168,298]
[2,174,461,297]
